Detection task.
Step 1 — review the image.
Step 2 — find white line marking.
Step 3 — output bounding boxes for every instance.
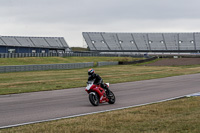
[186,92,200,97]
[0,92,199,129]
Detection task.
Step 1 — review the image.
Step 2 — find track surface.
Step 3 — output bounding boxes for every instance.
[0,73,200,128]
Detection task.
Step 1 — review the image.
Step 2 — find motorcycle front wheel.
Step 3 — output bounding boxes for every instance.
[89,92,99,106]
[108,91,115,104]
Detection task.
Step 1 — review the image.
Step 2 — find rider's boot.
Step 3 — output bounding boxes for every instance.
[104,85,112,97]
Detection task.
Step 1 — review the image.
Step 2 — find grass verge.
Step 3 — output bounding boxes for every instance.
[0,64,200,95]
[0,57,141,66]
[1,97,200,133]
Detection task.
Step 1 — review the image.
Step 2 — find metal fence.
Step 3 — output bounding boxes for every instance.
[0,53,61,58]
[0,62,94,73]
[0,52,144,58]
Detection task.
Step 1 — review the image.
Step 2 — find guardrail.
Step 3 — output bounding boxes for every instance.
[0,62,94,73]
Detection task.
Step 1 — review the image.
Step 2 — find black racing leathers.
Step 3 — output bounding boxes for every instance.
[88,73,111,96]
[88,73,102,85]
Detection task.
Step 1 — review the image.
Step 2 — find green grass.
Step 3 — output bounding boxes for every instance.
[0,64,200,95]
[1,97,200,133]
[0,57,140,66]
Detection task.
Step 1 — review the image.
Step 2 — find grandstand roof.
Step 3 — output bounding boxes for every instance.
[83,32,200,52]
[0,36,69,49]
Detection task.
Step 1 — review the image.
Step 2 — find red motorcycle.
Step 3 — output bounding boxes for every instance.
[85,81,115,106]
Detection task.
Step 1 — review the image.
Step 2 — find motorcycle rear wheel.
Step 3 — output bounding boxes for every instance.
[89,92,99,106]
[108,91,115,104]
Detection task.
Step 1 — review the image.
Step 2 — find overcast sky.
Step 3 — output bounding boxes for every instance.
[0,0,200,47]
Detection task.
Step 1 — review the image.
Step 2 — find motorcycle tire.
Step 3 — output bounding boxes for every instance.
[89,92,99,106]
[108,91,115,104]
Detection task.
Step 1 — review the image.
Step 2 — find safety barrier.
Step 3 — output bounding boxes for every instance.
[0,62,94,73]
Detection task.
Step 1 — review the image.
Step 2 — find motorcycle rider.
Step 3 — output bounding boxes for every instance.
[88,68,112,96]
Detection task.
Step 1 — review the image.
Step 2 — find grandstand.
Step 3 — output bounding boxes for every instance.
[0,36,70,53]
[83,32,200,53]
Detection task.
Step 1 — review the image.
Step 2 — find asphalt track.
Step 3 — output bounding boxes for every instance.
[0,73,200,128]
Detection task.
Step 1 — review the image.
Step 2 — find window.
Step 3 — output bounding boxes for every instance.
[179,40,182,44]
[130,40,134,44]
[41,50,45,53]
[119,40,123,44]
[32,50,36,53]
[190,40,194,44]
[101,40,105,43]
[91,40,95,44]
[160,40,164,44]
